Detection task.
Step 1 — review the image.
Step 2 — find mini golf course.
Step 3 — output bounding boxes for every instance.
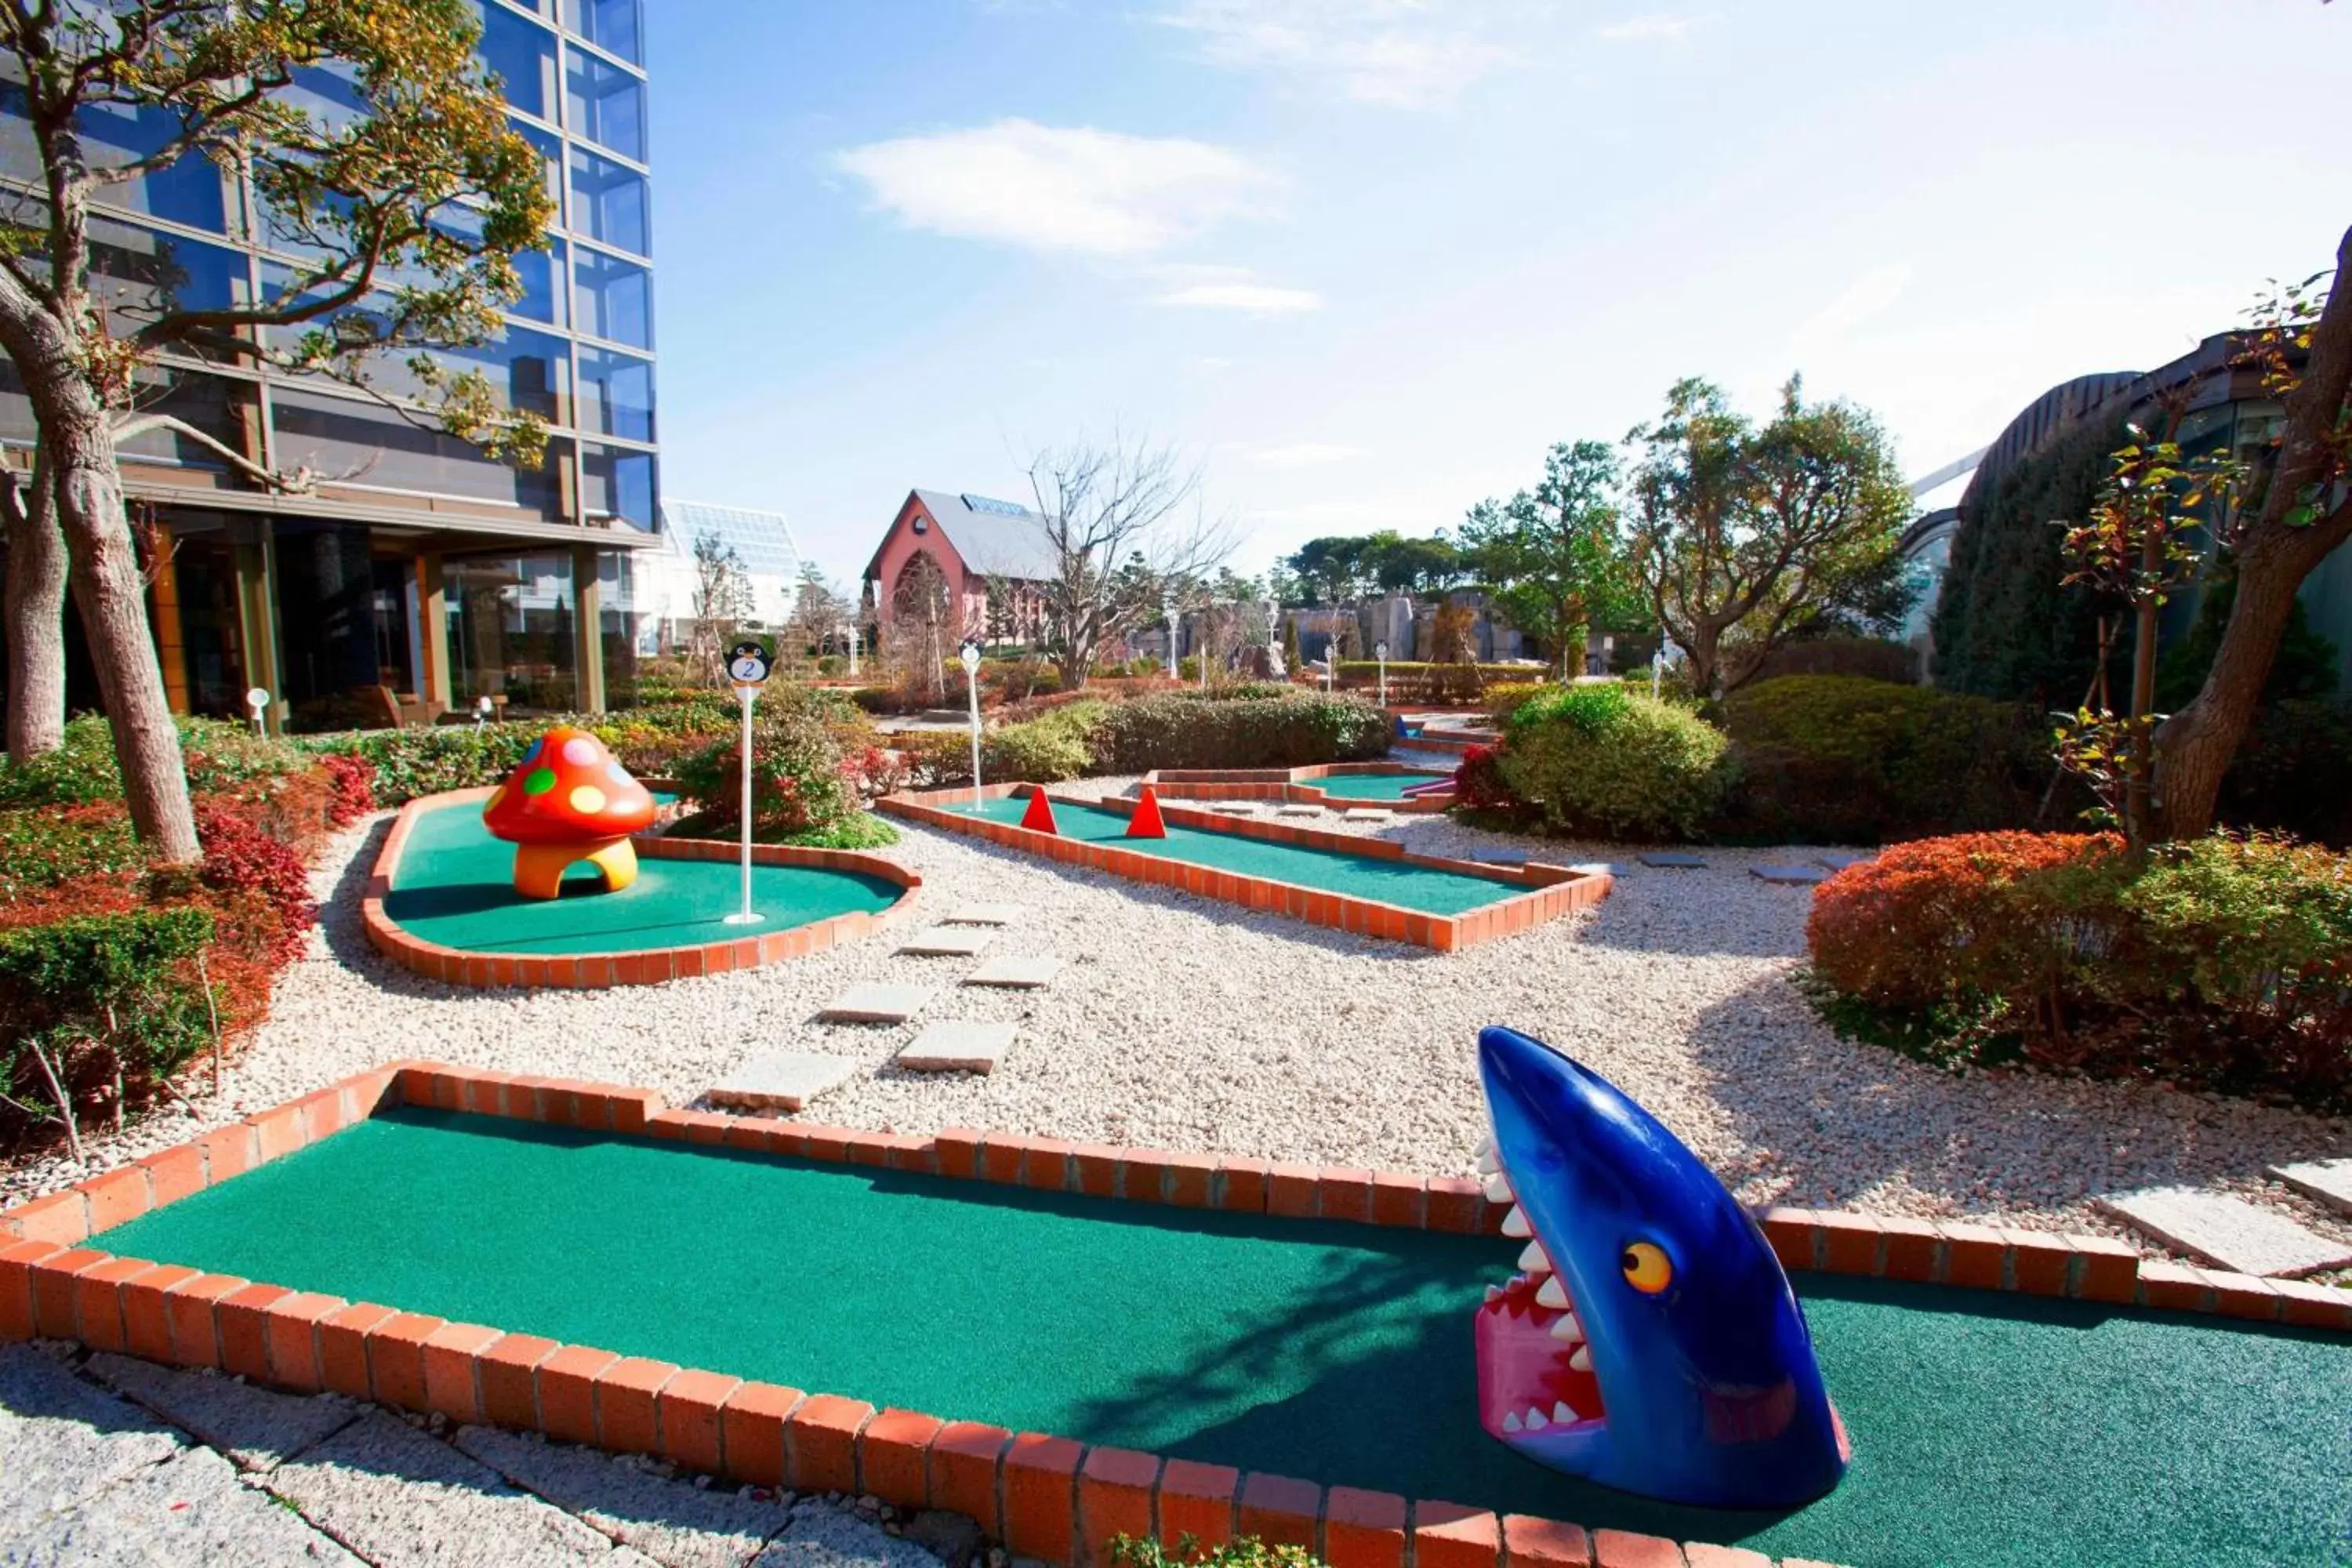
[365,793,914,985]
[942,795,1506,914]
[1305,769,1451,801]
[95,1107,2352,1568]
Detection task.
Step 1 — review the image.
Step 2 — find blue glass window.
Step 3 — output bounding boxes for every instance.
[91,220,248,337]
[564,46,644,162]
[513,236,566,327]
[474,2,559,122]
[576,346,653,441]
[564,0,643,66]
[430,325,570,422]
[512,118,564,218]
[581,442,655,529]
[572,247,649,347]
[67,97,238,234]
[568,146,648,256]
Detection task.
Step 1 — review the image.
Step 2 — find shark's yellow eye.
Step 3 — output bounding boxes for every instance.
[1621,1241,1672,1294]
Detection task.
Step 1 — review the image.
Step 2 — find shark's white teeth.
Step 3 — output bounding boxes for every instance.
[1516,1241,1552,1275]
[1549,1314,1584,1342]
[1474,1144,1501,1175]
[1500,1204,1532,1238]
[1501,1410,1523,1433]
[1525,1406,1548,1431]
[1569,1345,1592,1373]
[1536,1276,1570,1310]
[1483,1172,1513,1203]
[1484,1285,1504,1305]
[1552,1402,1576,1425]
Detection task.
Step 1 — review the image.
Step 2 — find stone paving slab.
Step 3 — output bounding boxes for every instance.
[1751,864,1830,885]
[816,984,936,1025]
[706,1052,858,1112]
[1815,851,1877,871]
[87,1353,359,1475]
[1274,804,1324,817]
[18,1442,362,1566]
[895,927,993,958]
[894,1022,1019,1075]
[940,903,1025,926]
[0,1346,183,1529]
[2094,1186,2352,1277]
[752,1504,946,1568]
[2267,1158,2352,1218]
[1341,808,1396,822]
[1566,862,1618,878]
[266,1409,620,1565]
[962,955,1062,990]
[1637,852,1706,869]
[456,1425,787,1568]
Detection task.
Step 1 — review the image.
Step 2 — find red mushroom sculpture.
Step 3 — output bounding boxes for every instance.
[483,727,659,899]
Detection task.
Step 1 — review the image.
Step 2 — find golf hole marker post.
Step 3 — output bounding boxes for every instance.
[1375,641,1388,708]
[960,640,984,808]
[724,639,771,927]
[245,685,270,736]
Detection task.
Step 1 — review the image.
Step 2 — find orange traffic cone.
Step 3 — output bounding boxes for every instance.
[1019,788,1060,834]
[1127,785,1168,839]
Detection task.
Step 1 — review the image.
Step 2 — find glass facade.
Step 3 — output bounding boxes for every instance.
[0,0,658,725]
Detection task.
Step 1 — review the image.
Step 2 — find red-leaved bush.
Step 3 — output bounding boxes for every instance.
[318,751,377,826]
[194,801,317,967]
[1808,830,2352,1111]
[1452,744,1522,815]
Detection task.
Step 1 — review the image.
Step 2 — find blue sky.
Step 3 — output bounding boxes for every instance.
[644,2,2351,590]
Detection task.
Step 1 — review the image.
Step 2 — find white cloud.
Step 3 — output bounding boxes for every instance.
[1157,282,1325,314]
[833,120,1276,256]
[1595,13,1698,42]
[1255,442,1364,467]
[1792,263,1915,349]
[1156,1,1526,108]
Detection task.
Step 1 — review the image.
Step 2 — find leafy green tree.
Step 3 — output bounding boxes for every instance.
[1626,378,1915,698]
[2157,230,2352,838]
[0,0,554,861]
[1459,440,1637,677]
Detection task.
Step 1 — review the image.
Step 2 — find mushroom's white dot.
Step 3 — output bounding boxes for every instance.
[562,738,601,766]
[569,785,608,815]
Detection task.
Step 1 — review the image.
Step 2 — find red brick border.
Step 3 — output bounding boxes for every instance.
[877,783,1605,951]
[9,1062,2347,1568]
[361,789,922,989]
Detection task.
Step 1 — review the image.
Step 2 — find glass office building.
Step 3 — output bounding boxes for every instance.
[0,0,659,729]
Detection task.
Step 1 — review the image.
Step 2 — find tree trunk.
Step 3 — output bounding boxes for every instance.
[49,411,200,862]
[2,447,67,761]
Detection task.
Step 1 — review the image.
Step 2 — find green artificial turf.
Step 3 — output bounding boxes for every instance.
[101,1110,2352,1568]
[946,796,1510,916]
[382,802,902,956]
[1308,771,1452,801]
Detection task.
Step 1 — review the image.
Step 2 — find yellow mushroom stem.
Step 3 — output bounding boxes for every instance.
[511,837,640,900]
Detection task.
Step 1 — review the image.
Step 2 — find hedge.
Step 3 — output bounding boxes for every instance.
[1495,685,1729,841]
[1807,831,2352,1112]
[1087,691,1389,773]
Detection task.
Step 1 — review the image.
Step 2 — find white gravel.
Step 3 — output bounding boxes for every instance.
[9,785,2350,1254]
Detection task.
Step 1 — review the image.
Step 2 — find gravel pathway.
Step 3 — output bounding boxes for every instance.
[6,789,2348,1251]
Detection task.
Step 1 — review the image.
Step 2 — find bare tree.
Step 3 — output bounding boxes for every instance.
[886,550,964,704]
[786,563,852,672]
[1025,435,1236,689]
[688,534,753,684]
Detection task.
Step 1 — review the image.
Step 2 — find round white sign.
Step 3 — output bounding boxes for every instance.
[245,686,270,713]
[728,653,770,685]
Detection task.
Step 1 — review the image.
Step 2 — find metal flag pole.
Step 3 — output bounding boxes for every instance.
[960,641,983,808]
[723,641,771,926]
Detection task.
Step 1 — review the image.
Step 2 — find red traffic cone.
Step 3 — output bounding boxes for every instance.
[1019,788,1060,835]
[1127,785,1168,839]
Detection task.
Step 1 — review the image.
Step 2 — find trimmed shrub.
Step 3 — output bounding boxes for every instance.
[1748,636,1919,686]
[1497,687,1728,841]
[673,702,860,837]
[303,724,544,804]
[1718,676,2053,844]
[1089,691,1388,772]
[0,714,307,808]
[1451,742,1523,818]
[0,804,143,898]
[985,701,1104,782]
[1484,681,1552,726]
[318,752,377,826]
[1807,831,2352,1110]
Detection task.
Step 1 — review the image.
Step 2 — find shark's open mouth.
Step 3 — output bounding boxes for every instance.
[1473,1138,1606,1442]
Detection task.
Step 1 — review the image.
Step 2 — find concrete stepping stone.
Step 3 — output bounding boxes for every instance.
[1638,852,1706,869]
[964,955,1063,989]
[1751,863,1829,885]
[943,902,1026,926]
[456,1424,789,1565]
[2094,1186,2352,1277]
[1566,862,1619,878]
[25,1443,364,1567]
[1816,851,1877,871]
[2267,1158,2352,1218]
[1342,808,1397,822]
[86,1352,358,1473]
[706,1051,858,1112]
[1210,802,1265,815]
[817,983,936,1025]
[267,1410,616,1564]
[897,925,993,957]
[895,1021,1019,1074]
[1275,803,1324,817]
[0,1345,183,1526]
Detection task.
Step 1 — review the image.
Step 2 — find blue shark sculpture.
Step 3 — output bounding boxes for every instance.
[1473,1025,1849,1509]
